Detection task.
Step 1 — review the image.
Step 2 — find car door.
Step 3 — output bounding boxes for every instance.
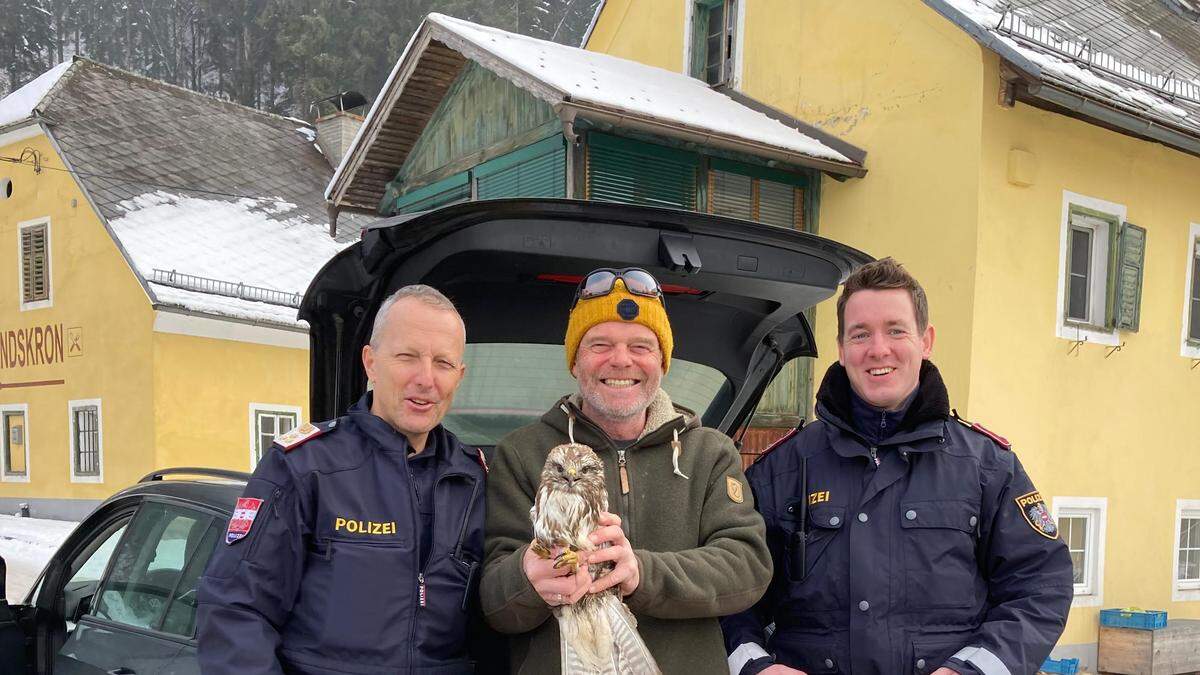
[54,499,221,675]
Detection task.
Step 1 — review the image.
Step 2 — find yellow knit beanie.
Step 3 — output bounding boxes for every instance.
[565,278,673,375]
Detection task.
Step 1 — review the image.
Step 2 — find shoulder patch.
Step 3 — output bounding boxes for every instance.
[275,421,324,452]
[951,410,1011,450]
[226,497,263,544]
[753,422,804,464]
[726,476,745,504]
[1015,490,1059,539]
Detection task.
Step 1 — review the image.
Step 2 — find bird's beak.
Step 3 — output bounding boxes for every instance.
[567,468,577,477]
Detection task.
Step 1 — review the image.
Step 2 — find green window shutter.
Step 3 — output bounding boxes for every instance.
[475,136,566,200]
[1111,222,1146,331]
[390,172,470,214]
[586,134,699,210]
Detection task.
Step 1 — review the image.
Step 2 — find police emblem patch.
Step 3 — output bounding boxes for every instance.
[226,497,264,544]
[726,476,744,503]
[1015,490,1058,540]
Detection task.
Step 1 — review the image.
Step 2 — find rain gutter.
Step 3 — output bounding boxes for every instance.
[558,100,868,178]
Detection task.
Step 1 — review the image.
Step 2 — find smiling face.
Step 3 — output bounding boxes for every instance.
[837,288,934,411]
[571,321,663,425]
[361,297,466,452]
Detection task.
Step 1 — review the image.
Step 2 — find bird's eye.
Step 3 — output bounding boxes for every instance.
[552,462,564,473]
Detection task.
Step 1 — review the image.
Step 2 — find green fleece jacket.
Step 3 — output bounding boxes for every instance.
[480,389,772,674]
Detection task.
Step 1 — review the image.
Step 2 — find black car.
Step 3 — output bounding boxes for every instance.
[1,199,868,674]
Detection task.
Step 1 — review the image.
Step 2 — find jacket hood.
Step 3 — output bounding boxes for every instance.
[815,360,950,434]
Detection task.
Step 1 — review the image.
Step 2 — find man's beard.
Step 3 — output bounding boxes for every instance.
[578,379,656,423]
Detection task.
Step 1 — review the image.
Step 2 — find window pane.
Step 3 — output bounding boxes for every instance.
[758,180,797,229]
[1070,552,1085,584]
[1187,517,1200,548]
[74,406,100,476]
[160,522,220,637]
[443,343,728,445]
[69,524,127,586]
[258,414,276,436]
[709,170,752,220]
[1190,254,1200,340]
[704,4,725,84]
[94,503,213,631]
[278,415,296,434]
[1184,550,1200,582]
[1067,228,1091,321]
[4,412,27,475]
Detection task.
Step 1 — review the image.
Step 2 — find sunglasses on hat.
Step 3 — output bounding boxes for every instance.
[571,267,664,309]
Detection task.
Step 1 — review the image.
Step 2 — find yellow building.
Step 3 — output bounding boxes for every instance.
[0,58,361,520]
[584,0,1200,666]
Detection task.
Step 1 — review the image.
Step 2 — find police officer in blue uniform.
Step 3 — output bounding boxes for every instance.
[197,285,486,674]
[722,258,1073,675]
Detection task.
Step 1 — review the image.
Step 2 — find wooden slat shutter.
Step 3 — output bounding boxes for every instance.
[475,137,566,200]
[758,179,799,229]
[1112,222,1146,331]
[21,224,48,303]
[586,133,698,210]
[708,169,752,219]
[390,173,471,214]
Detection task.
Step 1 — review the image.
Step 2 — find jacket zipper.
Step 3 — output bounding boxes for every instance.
[453,474,481,560]
[617,449,630,495]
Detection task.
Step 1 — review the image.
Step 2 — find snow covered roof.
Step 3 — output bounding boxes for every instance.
[0,60,72,129]
[929,0,1200,154]
[0,59,368,329]
[327,13,866,212]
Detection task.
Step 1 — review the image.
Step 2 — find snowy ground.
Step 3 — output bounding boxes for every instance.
[0,515,78,602]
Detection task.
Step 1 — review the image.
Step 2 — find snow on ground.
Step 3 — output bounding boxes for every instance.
[0,515,78,602]
[0,60,72,127]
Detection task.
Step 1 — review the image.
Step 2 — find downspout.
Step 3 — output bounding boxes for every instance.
[559,107,583,199]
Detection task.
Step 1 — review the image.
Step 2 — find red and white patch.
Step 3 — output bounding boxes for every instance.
[226,497,264,544]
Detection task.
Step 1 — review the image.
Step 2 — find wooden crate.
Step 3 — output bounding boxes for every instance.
[1099,619,1200,674]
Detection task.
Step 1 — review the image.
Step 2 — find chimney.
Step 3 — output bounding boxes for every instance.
[311,90,368,168]
[315,111,364,167]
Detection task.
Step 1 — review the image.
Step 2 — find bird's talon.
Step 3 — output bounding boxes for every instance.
[553,549,580,572]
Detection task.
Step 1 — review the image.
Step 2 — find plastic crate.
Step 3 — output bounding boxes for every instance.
[1040,656,1079,674]
[1100,607,1168,630]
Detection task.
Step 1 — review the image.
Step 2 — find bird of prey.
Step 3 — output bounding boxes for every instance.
[531,442,661,674]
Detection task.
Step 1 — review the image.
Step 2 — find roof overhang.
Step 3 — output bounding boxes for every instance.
[327,15,866,214]
[0,120,46,149]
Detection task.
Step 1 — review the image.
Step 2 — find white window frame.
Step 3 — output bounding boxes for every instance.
[1052,496,1107,607]
[68,399,104,484]
[1181,224,1200,359]
[681,0,745,88]
[18,217,53,311]
[249,403,302,468]
[0,403,31,483]
[1056,192,1123,347]
[1173,499,1200,602]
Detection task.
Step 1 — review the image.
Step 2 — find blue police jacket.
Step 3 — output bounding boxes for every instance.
[197,393,486,674]
[721,362,1073,675]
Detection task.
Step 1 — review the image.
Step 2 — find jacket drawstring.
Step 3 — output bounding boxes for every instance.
[560,403,577,444]
[671,427,689,480]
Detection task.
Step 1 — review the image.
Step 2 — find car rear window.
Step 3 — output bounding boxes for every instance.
[443,343,728,446]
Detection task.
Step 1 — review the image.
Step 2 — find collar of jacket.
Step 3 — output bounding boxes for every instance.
[814,360,950,456]
[347,392,479,470]
[541,388,698,449]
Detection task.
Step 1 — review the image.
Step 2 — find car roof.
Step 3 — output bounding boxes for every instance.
[103,468,249,515]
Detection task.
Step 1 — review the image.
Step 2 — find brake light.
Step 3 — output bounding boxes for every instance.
[535,273,703,295]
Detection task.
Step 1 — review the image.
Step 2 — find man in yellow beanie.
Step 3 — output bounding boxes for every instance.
[480,267,772,674]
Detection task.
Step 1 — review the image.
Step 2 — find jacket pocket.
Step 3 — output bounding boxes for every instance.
[911,636,969,674]
[901,500,980,609]
[773,635,848,674]
[319,539,413,661]
[780,504,845,610]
